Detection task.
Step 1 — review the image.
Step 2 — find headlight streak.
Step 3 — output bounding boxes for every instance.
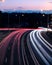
[39,31,52,48]
[37,31,52,57]
[27,34,40,65]
[38,31,52,51]
[36,31,52,63]
[30,30,50,65]
[37,31,51,50]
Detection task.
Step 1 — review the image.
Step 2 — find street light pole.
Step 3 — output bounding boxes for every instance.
[47,14,49,28]
[19,15,20,27]
[8,13,9,30]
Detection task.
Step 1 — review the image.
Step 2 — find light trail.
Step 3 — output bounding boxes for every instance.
[0,28,52,65]
[38,31,52,51]
[39,31,52,48]
[30,30,50,65]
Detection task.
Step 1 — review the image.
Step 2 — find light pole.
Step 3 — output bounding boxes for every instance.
[8,13,9,28]
[19,15,20,27]
[47,14,49,32]
[47,14,49,28]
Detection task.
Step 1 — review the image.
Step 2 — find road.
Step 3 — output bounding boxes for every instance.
[0,28,52,65]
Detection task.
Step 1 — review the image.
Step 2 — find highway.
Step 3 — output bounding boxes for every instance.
[0,28,52,65]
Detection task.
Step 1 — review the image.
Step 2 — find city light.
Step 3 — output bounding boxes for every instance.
[42,14,45,17]
[22,14,24,17]
[15,14,18,17]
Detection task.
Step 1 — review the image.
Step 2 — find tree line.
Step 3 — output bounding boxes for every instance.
[0,11,50,28]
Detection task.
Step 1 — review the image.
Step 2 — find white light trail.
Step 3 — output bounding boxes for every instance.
[30,30,50,65]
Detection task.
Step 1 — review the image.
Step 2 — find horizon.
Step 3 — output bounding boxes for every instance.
[0,9,52,14]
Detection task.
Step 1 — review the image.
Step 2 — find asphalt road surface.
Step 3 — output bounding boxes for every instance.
[0,29,52,65]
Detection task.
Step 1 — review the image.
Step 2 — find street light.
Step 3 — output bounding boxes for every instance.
[42,14,45,17]
[22,14,24,17]
[15,14,17,17]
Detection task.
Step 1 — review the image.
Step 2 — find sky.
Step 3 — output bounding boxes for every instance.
[0,0,52,10]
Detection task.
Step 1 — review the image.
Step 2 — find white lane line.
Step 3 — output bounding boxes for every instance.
[30,31,50,65]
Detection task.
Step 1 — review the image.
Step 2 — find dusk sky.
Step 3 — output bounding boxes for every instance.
[0,0,52,10]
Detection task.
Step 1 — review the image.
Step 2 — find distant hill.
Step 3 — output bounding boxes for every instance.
[0,9,52,14]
